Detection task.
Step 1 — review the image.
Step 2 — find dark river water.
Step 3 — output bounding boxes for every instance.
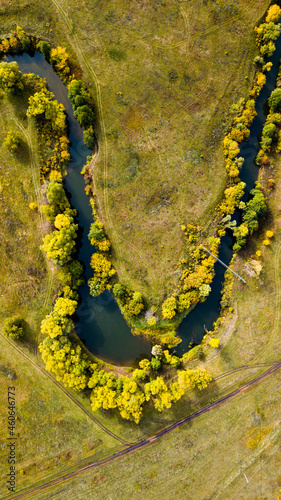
[8,40,281,363]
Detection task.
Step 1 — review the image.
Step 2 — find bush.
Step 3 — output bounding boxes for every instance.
[209,338,220,348]
[150,357,161,371]
[3,317,25,339]
[113,283,127,303]
[88,221,105,241]
[108,48,126,61]
[162,296,177,319]
[4,130,21,152]
[39,41,51,61]
[83,127,95,149]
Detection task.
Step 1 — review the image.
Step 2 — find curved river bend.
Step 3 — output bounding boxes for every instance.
[8,42,281,363]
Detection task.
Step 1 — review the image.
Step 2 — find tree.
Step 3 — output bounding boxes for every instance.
[209,338,220,348]
[39,41,51,61]
[178,368,212,391]
[0,62,24,93]
[16,26,31,51]
[88,221,105,241]
[68,79,90,110]
[41,213,78,266]
[41,311,73,338]
[122,290,144,318]
[27,91,66,131]
[3,316,25,340]
[4,130,21,152]
[139,358,151,372]
[151,344,163,359]
[162,350,181,367]
[50,46,71,81]
[144,377,173,412]
[199,283,211,298]
[53,297,77,316]
[83,127,95,149]
[46,181,70,210]
[74,105,94,129]
[113,283,127,303]
[39,336,90,390]
[150,357,161,371]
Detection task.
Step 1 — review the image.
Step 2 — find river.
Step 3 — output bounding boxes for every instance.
[8,39,281,362]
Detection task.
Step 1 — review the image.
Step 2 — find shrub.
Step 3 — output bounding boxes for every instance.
[266,230,274,238]
[162,296,177,319]
[150,357,161,371]
[3,317,25,339]
[39,41,51,61]
[83,127,95,149]
[209,338,220,348]
[0,61,24,94]
[113,283,127,303]
[4,130,21,152]
[108,48,126,61]
[68,79,90,109]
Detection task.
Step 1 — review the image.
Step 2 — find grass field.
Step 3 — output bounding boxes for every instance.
[28,369,281,500]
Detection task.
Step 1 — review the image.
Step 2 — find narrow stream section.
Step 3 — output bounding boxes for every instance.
[8,41,281,362]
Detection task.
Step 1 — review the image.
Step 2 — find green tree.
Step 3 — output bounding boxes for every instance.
[83,127,95,149]
[68,79,90,109]
[74,105,94,129]
[150,357,161,371]
[46,181,70,210]
[39,336,90,390]
[4,130,21,152]
[39,41,51,61]
[113,283,127,303]
[88,221,105,241]
[268,89,281,110]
